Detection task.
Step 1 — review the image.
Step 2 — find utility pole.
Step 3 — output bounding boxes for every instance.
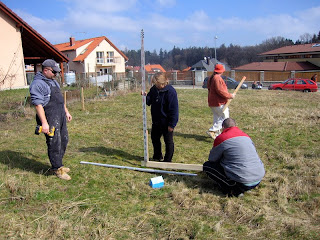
[141,29,149,164]
[214,36,218,61]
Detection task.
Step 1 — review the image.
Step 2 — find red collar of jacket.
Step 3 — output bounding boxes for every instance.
[213,126,250,147]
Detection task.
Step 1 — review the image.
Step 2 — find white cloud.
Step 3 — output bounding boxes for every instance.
[11,2,320,50]
[185,10,211,31]
[156,0,176,8]
[147,14,182,30]
[67,10,140,32]
[63,0,137,13]
[14,10,69,43]
[163,34,184,45]
[210,9,320,45]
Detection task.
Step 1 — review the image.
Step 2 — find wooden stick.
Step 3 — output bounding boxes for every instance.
[222,76,246,112]
[81,87,85,110]
[64,91,67,107]
[143,161,203,171]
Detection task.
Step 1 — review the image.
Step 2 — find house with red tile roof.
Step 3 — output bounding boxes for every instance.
[55,36,128,76]
[0,2,68,90]
[145,64,166,73]
[126,64,165,74]
[182,67,191,72]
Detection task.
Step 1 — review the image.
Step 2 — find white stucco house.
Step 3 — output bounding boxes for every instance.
[54,36,128,77]
[0,2,68,90]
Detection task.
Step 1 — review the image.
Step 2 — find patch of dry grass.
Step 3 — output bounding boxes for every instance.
[0,88,319,239]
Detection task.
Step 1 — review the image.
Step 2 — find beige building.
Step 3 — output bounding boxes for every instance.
[0,2,68,90]
[55,36,128,76]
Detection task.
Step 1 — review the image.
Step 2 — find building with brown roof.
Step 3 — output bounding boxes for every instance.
[0,2,68,90]
[234,43,320,74]
[259,43,320,66]
[55,36,128,76]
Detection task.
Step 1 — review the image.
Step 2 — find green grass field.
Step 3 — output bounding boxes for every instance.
[0,87,319,239]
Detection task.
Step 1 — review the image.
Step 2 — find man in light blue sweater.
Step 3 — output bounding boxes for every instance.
[203,118,265,197]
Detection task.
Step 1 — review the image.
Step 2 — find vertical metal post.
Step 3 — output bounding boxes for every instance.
[141,29,149,165]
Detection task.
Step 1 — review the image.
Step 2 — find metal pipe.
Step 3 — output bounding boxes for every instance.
[80,161,198,177]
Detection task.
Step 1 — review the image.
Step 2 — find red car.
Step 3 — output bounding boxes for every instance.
[268,78,318,92]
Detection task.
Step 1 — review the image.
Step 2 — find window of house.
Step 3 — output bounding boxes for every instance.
[81,49,88,55]
[106,51,114,63]
[96,52,105,63]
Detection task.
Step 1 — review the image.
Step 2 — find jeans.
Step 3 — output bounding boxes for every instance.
[203,161,260,196]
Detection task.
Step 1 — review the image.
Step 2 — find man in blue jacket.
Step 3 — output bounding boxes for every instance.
[29,59,72,180]
[203,118,265,196]
[146,73,179,162]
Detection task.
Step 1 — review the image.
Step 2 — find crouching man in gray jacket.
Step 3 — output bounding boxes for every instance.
[203,118,265,197]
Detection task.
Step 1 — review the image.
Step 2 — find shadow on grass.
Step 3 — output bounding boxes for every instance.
[0,150,50,174]
[79,147,142,164]
[174,131,212,143]
[78,147,224,195]
[164,173,225,196]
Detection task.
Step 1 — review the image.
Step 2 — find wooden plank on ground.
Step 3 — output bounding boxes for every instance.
[142,161,203,171]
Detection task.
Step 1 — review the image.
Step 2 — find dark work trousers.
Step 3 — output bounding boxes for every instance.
[151,124,174,162]
[36,81,68,170]
[203,161,259,196]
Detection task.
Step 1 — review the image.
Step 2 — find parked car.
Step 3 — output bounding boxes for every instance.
[202,76,248,89]
[268,78,318,92]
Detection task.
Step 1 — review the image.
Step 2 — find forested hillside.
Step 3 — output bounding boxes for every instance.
[124,32,320,70]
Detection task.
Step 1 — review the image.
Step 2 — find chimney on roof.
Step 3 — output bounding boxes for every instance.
[70,37,75,46]
[204,56,210,65]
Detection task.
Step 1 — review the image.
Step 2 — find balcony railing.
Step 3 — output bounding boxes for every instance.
[96,57,121,66]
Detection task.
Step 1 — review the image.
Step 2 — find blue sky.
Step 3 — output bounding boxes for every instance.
[2,0,320,52]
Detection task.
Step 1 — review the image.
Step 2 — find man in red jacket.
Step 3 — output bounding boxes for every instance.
[206,64,234,139]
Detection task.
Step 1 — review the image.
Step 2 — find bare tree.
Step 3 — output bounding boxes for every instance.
[299,33,313,44]
[0,67,17,89]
